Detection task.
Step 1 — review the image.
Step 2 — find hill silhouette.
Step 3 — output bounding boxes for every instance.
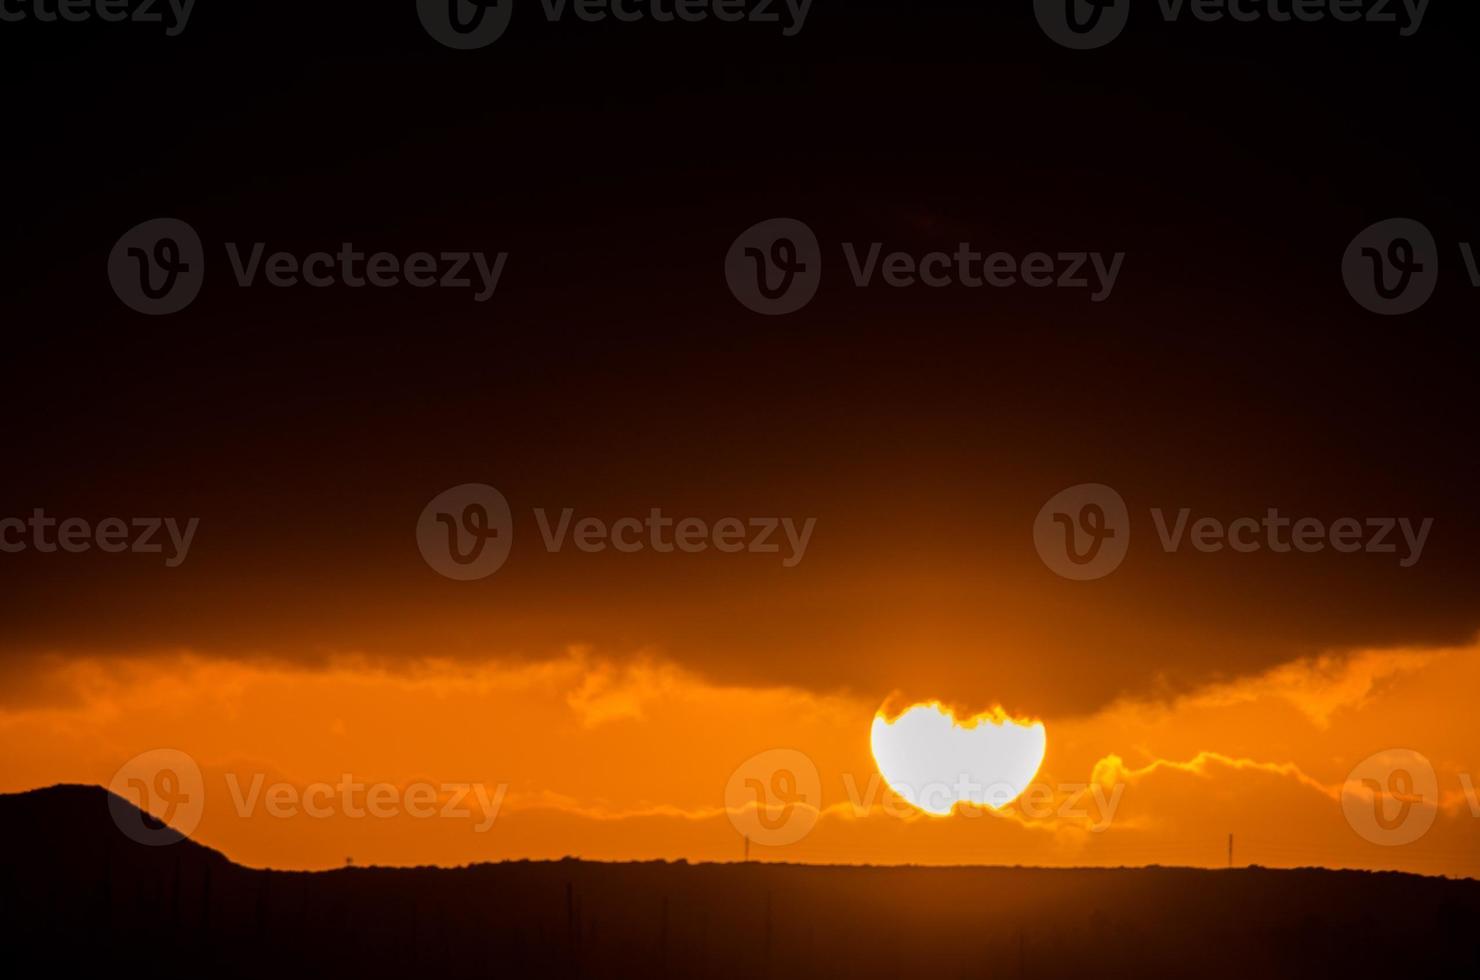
[2,785,1476,977]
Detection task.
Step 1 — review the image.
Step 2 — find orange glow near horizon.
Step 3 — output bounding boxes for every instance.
[2,640,1480,876]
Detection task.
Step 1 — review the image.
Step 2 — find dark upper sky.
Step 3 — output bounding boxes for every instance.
[2,2,1478,717]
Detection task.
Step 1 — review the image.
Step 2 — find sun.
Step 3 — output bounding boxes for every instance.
[870,702,1047,816]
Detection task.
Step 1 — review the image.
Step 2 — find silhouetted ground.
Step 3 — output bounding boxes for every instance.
[2,785,1476,978]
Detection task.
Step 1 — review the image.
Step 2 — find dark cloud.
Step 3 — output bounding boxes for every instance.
[2,4,1478,717]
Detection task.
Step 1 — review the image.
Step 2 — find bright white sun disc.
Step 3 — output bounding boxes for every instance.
[870,704,1047,816]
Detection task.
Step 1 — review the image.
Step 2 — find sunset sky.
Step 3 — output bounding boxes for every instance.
[2,5,1478,876]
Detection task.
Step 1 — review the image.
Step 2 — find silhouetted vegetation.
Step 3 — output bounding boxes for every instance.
[3,786,1477,978]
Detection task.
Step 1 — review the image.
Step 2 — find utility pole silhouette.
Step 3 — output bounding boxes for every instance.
[744,834,750,863]
[1228,833,1234,869]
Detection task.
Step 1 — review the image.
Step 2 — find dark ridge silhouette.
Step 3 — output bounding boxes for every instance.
[3,785,1477,978]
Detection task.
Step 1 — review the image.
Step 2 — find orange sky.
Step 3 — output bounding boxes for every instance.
[4,636,1477,875]
[3,0,1480,891]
